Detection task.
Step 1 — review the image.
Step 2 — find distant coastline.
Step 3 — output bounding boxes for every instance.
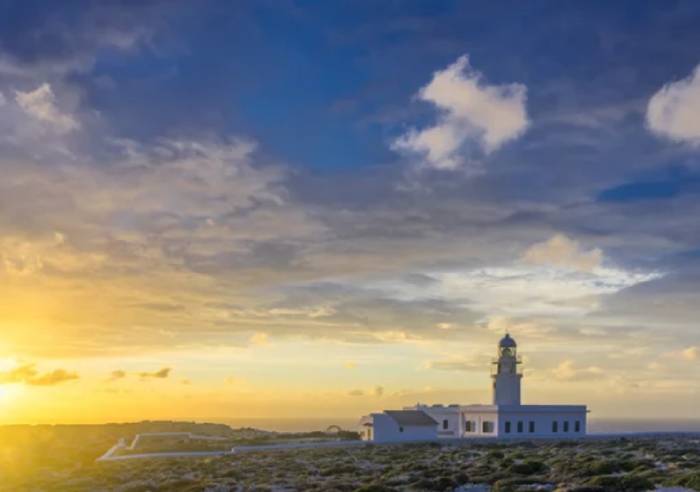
[3,417,700,434]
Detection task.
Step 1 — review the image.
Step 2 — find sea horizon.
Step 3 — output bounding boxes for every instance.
[3,416,700,435]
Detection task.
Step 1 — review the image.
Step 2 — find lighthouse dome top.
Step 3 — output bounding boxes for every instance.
[499,333,517,348]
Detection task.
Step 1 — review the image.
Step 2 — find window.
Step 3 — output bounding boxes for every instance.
[517,421,524,433]
[443,419,449,430]
[529,421,535,433]
[482,421,494,433]
[465,420,473,432]
[575,421,581,432]
[563,421,569,432]
[504,421,511,433]
[552,421,558,433]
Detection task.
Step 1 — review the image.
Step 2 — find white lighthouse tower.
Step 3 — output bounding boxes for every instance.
[492,333,522,405]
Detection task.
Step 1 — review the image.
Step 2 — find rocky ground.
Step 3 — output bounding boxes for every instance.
[5,434,699,491]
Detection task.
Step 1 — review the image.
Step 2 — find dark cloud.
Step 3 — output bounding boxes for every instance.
[0,1,171,74]
[139,367,171,379]
[597,271,700,343]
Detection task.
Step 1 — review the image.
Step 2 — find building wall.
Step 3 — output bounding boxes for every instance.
[496,407,587,438]
[493,373,522,405]
[413,405,503,438]
[460,410,500,437]
[362,406,586,441]
[358,415,373,441]
[409,405,462,438]
[370,413,438,443]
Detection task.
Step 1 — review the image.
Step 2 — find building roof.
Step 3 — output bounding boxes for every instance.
[384,410,437,426]
[499,333,517,348]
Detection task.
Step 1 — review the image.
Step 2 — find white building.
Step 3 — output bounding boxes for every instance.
[358,410,438,443]
[360,334,587,442]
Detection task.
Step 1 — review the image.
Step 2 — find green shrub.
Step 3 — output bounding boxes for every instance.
[623,474,656,491]
[509,460,546,475]
[586,475,623,487]
[586,474,655,491]
[453,471,469,484]
[320,464,357,476]
[492,477,549,492]
[582,459,620,475]
[353,485,395,492]
[668,472,700,490]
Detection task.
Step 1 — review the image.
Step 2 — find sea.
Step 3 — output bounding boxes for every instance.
[212,418,700,434]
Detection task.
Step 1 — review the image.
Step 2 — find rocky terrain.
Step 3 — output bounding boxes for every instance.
[1,423,698,491]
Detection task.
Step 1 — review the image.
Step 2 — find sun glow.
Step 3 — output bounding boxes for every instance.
[0,384,21,403]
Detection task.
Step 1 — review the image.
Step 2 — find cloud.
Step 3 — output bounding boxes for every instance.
[427,360,481,372]
[392,54,528,169]
[0,3,158,77]
[14,83,79,133]
[681,346,698,361]
[249,332,269,346]
[26,368,79,386]
[347,386,383,397]
[522,234,603,272]
[139,367,171,379]
[552,360,604,381]
[0,363,78,386]
[0,232,92,277]
[0,364,38,384]
[108,370,127,381]
[0,136,327,356]
[647,64,700,145]
[485,316,554,338]
[378,262,655,320]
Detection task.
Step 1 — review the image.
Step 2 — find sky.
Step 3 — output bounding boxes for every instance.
[0,0,699,425]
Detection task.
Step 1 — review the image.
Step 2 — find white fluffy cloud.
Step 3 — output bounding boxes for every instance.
[647,64,700,145]
[552,360,603,382]
[434,266,655,317]
[362,233,658,319]
[522,234,602,272]
[393,55,529,169]
[15,83,79,133]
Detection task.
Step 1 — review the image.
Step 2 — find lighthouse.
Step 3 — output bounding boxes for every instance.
[492,333,522,405]
[361,333,588,442]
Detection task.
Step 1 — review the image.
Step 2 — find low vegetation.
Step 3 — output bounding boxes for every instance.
[0,423,698,491]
